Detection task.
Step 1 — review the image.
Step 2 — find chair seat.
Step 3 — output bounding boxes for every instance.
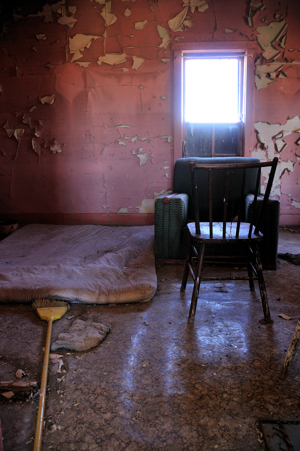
[187,222,263,242]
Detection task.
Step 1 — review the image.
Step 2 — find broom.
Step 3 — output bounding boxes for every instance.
[32,299,70,451]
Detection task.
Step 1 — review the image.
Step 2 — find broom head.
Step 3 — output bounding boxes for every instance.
[33,299,69,322]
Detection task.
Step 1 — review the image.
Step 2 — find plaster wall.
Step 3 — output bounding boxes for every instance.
[0,0,299,226]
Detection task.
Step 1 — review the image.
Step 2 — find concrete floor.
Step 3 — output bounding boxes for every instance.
[0,227,300,450]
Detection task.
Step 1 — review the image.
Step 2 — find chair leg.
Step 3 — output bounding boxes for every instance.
[253,243,272,324]
[188,243,205,325]
[279,320,300,379]
[180,244,193,292]
[247,261,255,292]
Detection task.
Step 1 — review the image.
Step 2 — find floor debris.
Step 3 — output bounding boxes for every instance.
[51,319,111,352]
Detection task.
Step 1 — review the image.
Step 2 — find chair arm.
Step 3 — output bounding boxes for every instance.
[245,194,280,269]
[154,193,189,259]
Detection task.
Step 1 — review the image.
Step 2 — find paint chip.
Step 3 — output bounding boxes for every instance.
[157,25,171,48]
[132,56,145,70]
[97,53,127,65]
[40,95,55,105]
[57,5,77,28]
[137,199,154,214]
[254,62,283,90]
[13,129,25,142]
[279,313,292,320]
[69,34,101,63]
[254,116,300,159]
[101,2,117,27]
[50,139,62,153]
[168,7,188,32]
[137,153,148,166]
[257,20,287,51]
[76,62,91,68]
[135,20,148,30]
[32,137,41,155]
[36,34,47,40]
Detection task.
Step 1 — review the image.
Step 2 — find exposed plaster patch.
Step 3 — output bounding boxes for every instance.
[252,18,300,90]
[118,208,129,213]
[256,20,287,51]
[4,125,14,138]
[247,0,265,28]
[97,53,127,65]
[183,0,209,14]
[254,117,300,159]
[135,20,148,30]
[157,25,171,48]
[101,2,117,27]
[137,154,148,166]
[40,94,55,105]
[36,34,47,40]
[157,135,172,143]
[291,200,300,209]
[137,199,154,214]
[124,8,132,17]
[39,4,53,22]
[154,189,173,197]
[253,118,300,197]
[58,12,77,28]
[168,7,188,32]
[76,62,91,68]
[50,139,62,154]
[255,62,284,90]
[69,35,101,63]
[183,19,193,28]
[13,129,25,142]
[225,28,236,34]
[132,56,146,70]
[32,138,41,156]
[23,114,32,127]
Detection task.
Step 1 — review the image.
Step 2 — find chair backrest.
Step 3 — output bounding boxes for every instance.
[190,158,278,239]
[174,157,261,221]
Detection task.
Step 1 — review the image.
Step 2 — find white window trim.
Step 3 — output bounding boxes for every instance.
[172,41,259,163]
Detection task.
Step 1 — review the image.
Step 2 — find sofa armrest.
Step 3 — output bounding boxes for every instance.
[154,193,189,259]
[245,194,280,269]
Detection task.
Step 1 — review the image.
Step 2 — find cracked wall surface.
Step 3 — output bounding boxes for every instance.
[0,0,299,225]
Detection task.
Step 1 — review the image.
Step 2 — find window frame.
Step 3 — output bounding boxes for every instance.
[173,41,258,162]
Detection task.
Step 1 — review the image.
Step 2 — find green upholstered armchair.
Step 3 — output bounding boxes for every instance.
[154,157,280,269]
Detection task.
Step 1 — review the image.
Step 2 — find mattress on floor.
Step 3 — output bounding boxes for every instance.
[0,224,157,304]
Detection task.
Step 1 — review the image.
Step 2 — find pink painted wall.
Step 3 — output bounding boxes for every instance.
[0,0,299,226]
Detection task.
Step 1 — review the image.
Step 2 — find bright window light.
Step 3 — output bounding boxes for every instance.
[184,58,240,123]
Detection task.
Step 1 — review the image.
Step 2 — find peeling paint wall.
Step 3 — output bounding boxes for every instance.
[0,0,299,225]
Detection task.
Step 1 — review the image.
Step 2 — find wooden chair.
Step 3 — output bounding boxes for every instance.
[180,158,278,325]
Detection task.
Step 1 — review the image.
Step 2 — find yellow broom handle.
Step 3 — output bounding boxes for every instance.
[34,318,53,451]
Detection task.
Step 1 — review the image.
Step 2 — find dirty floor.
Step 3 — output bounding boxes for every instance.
[0,227,300,451]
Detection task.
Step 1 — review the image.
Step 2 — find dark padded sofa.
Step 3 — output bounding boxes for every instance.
[154,157,280,269]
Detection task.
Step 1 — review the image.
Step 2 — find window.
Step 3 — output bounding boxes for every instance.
[184,57,242,124]
[173,43,256,161]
